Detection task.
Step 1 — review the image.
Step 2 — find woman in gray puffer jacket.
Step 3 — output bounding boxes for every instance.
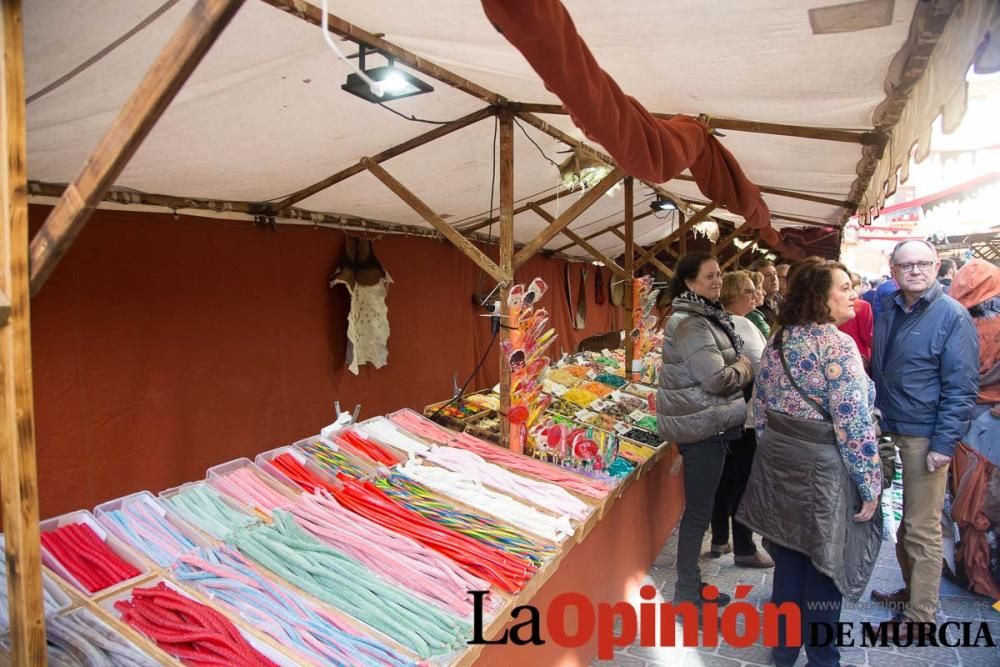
[658,251,753,608]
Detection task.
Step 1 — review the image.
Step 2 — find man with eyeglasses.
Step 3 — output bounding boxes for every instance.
[870,239,979,639]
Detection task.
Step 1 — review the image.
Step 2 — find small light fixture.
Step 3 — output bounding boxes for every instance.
[649,197,677,212]
[341,47,433,103]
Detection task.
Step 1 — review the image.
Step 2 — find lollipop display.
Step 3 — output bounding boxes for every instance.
[628,275,662,380]
[502,278,557,453]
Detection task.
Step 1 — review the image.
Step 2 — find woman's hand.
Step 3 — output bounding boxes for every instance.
[853,498,878,522]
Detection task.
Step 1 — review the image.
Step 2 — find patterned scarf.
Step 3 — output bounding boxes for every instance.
[673,290,745,355]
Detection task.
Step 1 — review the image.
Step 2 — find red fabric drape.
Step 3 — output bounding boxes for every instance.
[18,205,620,518]
[951,443,1000,599]
[480,0,806,258]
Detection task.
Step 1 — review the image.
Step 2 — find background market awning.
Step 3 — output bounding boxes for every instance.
[22,0,1000,260]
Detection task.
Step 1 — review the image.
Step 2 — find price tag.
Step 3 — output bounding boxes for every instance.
[575,409,596,422]
[629,409,651,423]
[612,421,632,435]
[549,383,568,397]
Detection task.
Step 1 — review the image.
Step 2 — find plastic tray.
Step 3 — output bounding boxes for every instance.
[157,480,262,537]
[38,510,152,597]
[100,577,300,667]
[95,490,217,564]
[255,445,342,493]
[0,534,74,628]
[206,458,300,513]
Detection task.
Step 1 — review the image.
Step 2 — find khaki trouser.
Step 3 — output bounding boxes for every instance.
[891,434,949,623]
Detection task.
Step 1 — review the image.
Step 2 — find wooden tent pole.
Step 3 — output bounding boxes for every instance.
[714,222,750,257]
[636,203,716,268]
[509,103,886,147]
[0,1,46,662]
[550,208,655,254]
[670,173,851,208]
[273,106,495,211]
[512,168,624,269]
[462,186,576,234]
[528,204,628,281]
[721,244,755,270]
[28,0,245,296]
[498,110,514,449]
[361,159,508,283]
[261,0,501,105]
[514,111,691,211]
[623,178,635,379]
[610,228,673,277]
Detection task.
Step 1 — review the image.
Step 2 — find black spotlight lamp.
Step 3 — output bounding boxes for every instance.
[341,47,433,103]
[649,197,677,212]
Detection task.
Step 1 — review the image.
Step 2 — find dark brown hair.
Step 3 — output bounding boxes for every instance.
[666,252,715,300]
[778,260,850,326]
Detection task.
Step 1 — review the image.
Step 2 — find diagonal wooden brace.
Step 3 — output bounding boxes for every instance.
[28,0,246,296]
[513,168,624,269]
[636,202,717,268]
[611,228,673,278]
[362,158,509,284]
[529,204,629,281]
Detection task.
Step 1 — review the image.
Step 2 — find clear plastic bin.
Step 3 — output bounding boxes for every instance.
[255,445,342,493]
[38,510,151,597]
[95,490,217,563]
[206,457,300,513]
[100,577,301,666]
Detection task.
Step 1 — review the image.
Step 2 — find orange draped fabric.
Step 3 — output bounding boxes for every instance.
[479,0,804,258]
[950,443,1000,599]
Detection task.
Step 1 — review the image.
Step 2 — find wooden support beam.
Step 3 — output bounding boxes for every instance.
[529,204,628,282]
[1,1,46,661]
[623,178,635,378]
[721,244,755,270]
[713,222,750,257]
[550,208,655,254]
[498,110,514,450]
[670,173,851,209]
[262,0,502,105]
[512,167,624,269]
[273,106,495,211]
[28,0,245,296]
[636,203,716,268]
[461,186,575,235]
[685,197,843,230]
[513,111,692,212]
[646,254,674,278]
[612,228,675,279]
[509,103,886,147]
[769,212,842,229]
[361,158,508,283]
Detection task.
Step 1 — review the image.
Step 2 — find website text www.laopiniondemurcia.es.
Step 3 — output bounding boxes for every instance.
[466,585,998,659]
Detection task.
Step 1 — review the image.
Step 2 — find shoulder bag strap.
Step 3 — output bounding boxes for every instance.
[775,328,832,422]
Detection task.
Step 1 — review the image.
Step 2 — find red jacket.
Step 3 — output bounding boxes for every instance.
[839,299,873,366]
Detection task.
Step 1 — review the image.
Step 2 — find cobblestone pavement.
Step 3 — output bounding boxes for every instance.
[598,532,1000,666]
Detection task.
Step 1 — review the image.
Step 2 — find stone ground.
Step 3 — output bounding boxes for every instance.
[597,532,1000,666]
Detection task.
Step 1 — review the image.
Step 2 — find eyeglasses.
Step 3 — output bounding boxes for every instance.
[894,261,935,273]
[742,288,757,295]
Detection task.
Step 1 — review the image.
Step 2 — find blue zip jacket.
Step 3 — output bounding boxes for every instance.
[871,280,979,457]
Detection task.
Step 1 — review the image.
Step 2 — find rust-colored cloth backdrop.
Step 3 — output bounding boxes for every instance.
[22,205,621,518]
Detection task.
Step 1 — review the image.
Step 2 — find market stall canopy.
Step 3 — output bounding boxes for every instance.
[22,0,1000,259]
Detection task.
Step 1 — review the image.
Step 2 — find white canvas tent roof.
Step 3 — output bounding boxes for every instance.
[22,0,1000,258]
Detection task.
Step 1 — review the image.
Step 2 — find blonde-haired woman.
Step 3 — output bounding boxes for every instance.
[709,271,773,567]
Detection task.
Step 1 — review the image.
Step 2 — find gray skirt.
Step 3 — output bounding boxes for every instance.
[736,410,882,602]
